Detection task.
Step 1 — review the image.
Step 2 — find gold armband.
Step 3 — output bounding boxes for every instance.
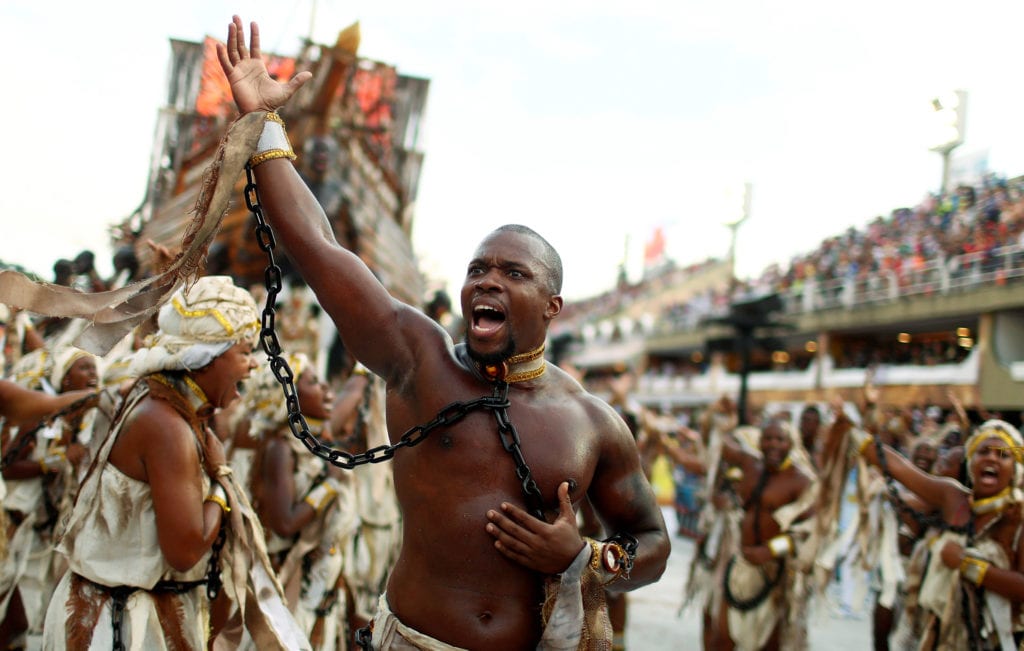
[584,537,628,585]
[768,534,794,558]
[249,112,296,168]
[40,449,67,474]
[303,479,340,513]
[204,483,230,514]
[849,428,874,456]
[960,555,989,586]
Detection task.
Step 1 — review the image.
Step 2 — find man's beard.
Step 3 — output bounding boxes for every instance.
[464,328,517,368]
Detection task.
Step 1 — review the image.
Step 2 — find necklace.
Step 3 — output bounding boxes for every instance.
[481,344,547,384]
[151,373,211,416]
[775,454,793,472]
[972,486,1014,515]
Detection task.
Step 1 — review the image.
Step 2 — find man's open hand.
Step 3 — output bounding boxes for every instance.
[216,15,312,115]
[485,481,585,574]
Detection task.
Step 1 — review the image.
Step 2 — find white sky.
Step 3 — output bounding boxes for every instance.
[3,1,1023,305]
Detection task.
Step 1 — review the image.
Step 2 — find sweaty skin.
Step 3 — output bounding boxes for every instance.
[217,16,669,648]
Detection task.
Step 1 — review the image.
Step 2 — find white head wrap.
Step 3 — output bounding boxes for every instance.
[49,346,99,391]
[965,419,1024,489]
[243,352,310,437]
[129,276,259,378]
[9,348,55,393]
[102,349,140,386]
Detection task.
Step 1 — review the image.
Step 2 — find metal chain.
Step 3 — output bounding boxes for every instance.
[243,165,511,470]
[489,381,546,520]
[205,520,227,600]
[244,165,552,523]
[110,586,133,651]
[872,434,969,535]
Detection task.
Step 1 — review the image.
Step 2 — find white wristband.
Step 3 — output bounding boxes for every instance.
[303,478,341,513]
[768,534,794,558]
[250,113,296,167]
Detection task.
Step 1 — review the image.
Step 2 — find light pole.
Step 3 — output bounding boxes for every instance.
[928,90,967,194]
[723,182,752,284]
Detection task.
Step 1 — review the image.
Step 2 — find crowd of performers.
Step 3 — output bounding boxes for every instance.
[4,267,1024,651]
[632,378,1024,650]
[0,276,400,650]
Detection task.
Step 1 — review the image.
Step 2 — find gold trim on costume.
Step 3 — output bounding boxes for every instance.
[972,486,1015,515]
[249,149,296,167]
[151,373,210,414]
[170,296,259,338]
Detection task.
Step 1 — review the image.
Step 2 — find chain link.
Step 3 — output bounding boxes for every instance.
[244,166,523,472]
[873,434,969,535]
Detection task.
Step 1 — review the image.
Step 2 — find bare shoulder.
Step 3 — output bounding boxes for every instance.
[546,366,635,449]
[787,464,814,495]
[121,397,198,459]
[110,395,198,481]
[261,434,294,472]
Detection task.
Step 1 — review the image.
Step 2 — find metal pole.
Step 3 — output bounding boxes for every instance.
[737,326,752,425]
[941,148,951,195]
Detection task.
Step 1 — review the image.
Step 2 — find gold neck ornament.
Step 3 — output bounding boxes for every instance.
[152,373,212,417]
[481,344,547,384]
[972,486,1015,515]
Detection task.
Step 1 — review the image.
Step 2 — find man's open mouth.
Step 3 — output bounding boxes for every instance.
[472,304,506,335]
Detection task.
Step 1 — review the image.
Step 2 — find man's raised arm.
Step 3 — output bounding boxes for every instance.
[216,16,432,381]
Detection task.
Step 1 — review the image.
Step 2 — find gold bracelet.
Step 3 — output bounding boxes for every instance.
[39,449,67,474]
[584,537,627,585]
[204,483,231,514]
[960,555,989,586]
[303,479,340,513]
[848,428,873,455]
[585,538,602,573]
[249,149,297,167]
[249,113,296,167]
[858,433,874,455]
[768,534,794,558]
[204,493,230,514]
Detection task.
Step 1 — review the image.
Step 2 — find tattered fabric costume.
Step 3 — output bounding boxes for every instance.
[240,353,360,650]
[43,276,309,650]
[909,421,1024,650]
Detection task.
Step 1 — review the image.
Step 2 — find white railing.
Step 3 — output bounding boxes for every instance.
[778,243,1024,314]
[649,243,1024,335]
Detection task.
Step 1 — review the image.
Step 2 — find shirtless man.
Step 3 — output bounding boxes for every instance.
[218,16,669,649]
[719,417,816,650]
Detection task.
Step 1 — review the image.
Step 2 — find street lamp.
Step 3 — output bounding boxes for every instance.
[723,181,752,283]
[704,292,790,425]
[928,90,967,195]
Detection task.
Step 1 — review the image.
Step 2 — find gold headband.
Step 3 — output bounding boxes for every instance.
[967,430,1023,462]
